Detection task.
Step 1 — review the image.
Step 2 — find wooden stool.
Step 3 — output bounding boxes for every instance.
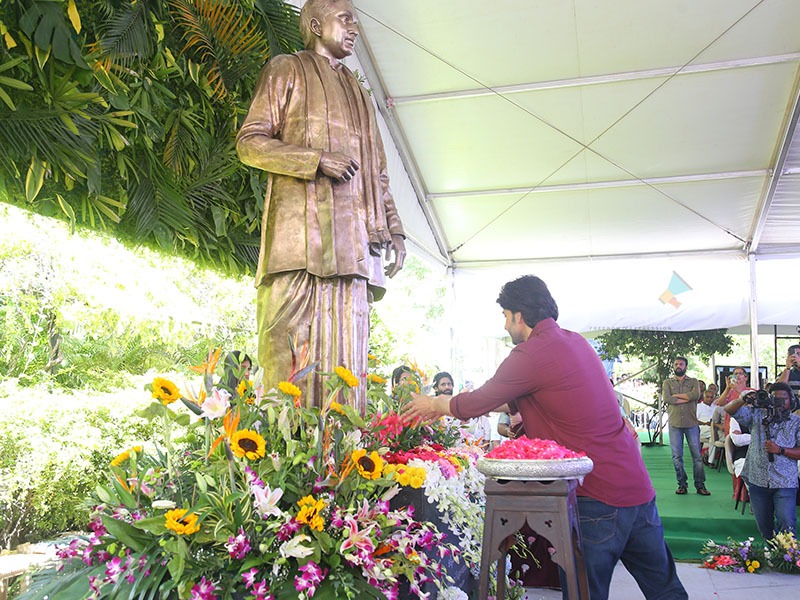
[478,478,589,599]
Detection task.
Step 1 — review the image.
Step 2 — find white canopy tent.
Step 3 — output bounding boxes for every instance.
[339,0,800,378]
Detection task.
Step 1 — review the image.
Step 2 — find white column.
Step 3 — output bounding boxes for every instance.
[749,254,760,388]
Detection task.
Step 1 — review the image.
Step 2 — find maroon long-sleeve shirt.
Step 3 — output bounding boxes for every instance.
[451,318,654,507]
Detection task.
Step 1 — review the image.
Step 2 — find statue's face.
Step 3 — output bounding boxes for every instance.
[315,1,358,60]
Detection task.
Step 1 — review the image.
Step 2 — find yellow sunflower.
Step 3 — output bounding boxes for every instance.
[237,380,248,397]
[152,377,181,404]
[110,445,143,467]
[230,429,266,460]
[334,366,360,388]
[164,508,200,535]
[368,373,387,385]
[278,381,302,397]
[330,401,345,415]
[352,448,384,480]
[296,495,326,531]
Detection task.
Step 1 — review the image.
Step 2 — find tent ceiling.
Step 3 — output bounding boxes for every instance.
[353,0,800,267]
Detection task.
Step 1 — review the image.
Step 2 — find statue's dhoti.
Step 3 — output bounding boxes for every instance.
[257,271,368,413]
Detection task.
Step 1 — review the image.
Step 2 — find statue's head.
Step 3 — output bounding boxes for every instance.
[300,0,358,59]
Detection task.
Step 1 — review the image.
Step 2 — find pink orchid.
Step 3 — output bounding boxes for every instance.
[190,576,218,600]
[242,568,259,589]
[294,561,328,597]
[225,528,251,559]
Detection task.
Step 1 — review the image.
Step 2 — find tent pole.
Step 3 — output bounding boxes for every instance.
[749,254,760,388]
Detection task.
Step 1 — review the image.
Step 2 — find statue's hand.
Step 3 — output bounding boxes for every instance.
[385,234,406,278]
[319,151,360,182]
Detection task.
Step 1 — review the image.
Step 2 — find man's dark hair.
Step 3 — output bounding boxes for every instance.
[391,365,413,386]
[788,344,800,355]
[496,275,558,328]
[770,382,793,396]
[433,371,453,387]
[674,356,688,365]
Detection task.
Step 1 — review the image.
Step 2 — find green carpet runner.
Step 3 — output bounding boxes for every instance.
[640,434,762,560]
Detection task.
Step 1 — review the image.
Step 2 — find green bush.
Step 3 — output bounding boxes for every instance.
[0,387,157,549]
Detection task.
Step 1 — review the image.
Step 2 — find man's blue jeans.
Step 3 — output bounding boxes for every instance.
[574,497,687,600]
[747,483,798,538]
[669,425,705,489]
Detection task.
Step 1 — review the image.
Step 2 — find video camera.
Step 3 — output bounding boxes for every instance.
[743,390,790,426]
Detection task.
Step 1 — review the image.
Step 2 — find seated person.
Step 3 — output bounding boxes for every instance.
[697,389,717,461]
[725,383,800,538]
[728,415,751,478]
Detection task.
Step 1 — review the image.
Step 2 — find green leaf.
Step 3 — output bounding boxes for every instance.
[95,484,117,505]
[131,515,169,536]
[56,193,76,233]
[101,516,152,553]
[211,205,227,236]
[0,74,34,91]
[25,156,46,202]
[109,472,139,508]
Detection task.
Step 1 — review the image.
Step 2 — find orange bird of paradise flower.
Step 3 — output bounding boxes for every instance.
[189,347,221,376]
[208,408,241,457]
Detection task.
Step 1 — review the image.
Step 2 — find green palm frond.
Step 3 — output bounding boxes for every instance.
[169,0,267,100]
[124,163,194,247]
[253,0,303,57]
[0,109,99,182]
[94,1,154,68]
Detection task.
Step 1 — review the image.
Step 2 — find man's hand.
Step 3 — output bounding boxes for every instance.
[765,440,781,454]
[319,151,360,182]
[384,233,406,278]
[401,392,450,424]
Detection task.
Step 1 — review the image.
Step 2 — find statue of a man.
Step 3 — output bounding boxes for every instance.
[236,0,406,413]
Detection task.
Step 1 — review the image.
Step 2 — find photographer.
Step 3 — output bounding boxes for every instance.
[725,382,800,538]
[777,344,800,400]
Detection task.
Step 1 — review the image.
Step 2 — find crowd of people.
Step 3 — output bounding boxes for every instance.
[662,351,800,539]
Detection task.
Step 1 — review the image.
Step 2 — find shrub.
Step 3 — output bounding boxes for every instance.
[0,385,156,549]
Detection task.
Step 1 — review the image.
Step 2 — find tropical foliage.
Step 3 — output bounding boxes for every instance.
[0,0,303,273]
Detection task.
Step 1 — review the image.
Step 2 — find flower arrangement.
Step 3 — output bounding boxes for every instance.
[765,532,800,572]
[701,533,800,574]
[700,537,765,573]
[24,348,485,600]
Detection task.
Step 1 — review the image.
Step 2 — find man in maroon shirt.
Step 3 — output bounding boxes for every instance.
[404,275,686,600]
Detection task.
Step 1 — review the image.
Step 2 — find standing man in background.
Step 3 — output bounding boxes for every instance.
[662,357,709,496]
[237,0,406,412]
[778,344,800,400]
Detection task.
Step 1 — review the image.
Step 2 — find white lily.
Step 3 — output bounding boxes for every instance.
[252,483,284,519]
[200,388,230,420]
[279,534,314,559]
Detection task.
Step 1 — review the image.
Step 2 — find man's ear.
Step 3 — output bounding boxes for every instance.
[310,18,322,37]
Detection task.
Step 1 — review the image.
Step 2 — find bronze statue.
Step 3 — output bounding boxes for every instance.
[236,0,406,413]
